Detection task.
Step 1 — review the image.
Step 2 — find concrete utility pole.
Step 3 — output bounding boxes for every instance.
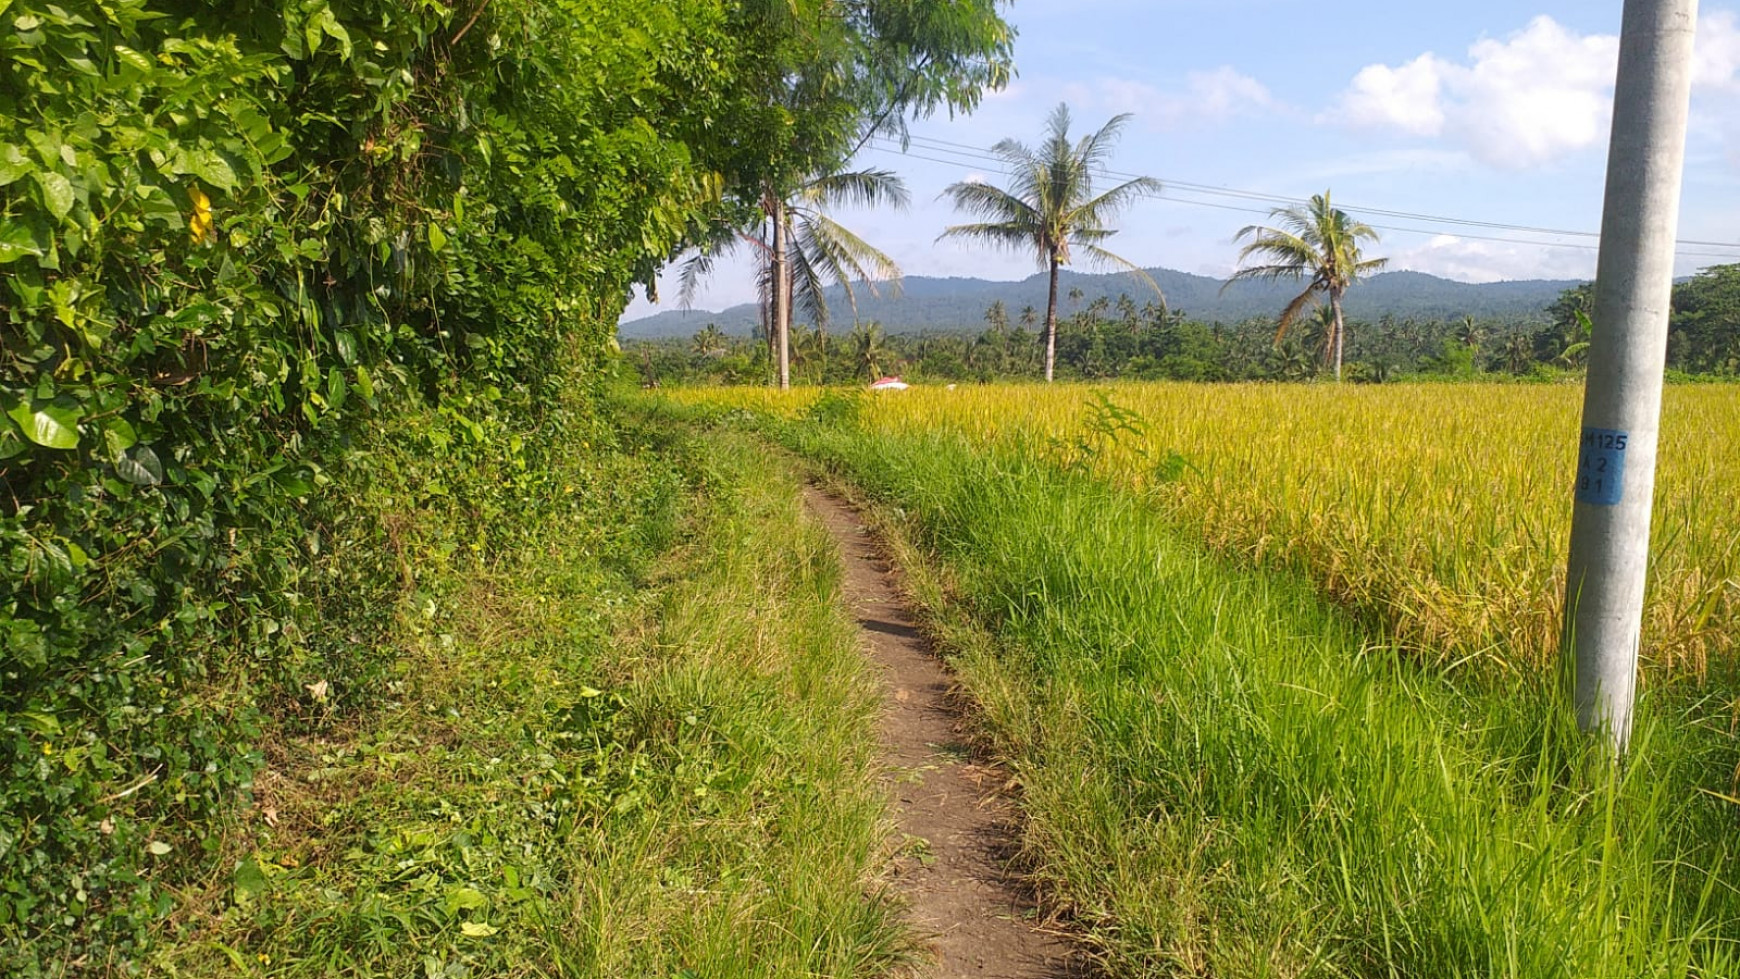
[1563,0,1699,754]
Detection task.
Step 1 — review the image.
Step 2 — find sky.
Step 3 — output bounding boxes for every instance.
[621,1,1740,321]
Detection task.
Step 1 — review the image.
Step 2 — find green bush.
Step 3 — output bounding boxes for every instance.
[0,0,746,967]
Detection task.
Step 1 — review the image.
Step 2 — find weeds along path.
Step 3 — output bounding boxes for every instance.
[804,487,1089,979]
[150,427,908,978]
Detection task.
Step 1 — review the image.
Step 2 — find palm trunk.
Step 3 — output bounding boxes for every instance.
[1044,255,1060,382]
[771,197,791,390]
[1331,288,1346,382]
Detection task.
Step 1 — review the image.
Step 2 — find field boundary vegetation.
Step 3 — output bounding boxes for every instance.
[138,410,908,977]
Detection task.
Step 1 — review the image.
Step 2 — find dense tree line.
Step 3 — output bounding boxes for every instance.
[633,265,1740,386]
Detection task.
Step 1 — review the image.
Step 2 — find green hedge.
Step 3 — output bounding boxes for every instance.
[0,0,752,967]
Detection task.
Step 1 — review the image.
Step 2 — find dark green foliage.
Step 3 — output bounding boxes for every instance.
[0,0,796,967]
[1670,264,1740,373]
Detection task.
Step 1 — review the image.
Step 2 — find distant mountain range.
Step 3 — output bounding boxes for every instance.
[619,267,1584,339]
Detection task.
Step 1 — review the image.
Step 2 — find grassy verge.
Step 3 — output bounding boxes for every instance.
[783,415,1740,978]
[145,408,905,977]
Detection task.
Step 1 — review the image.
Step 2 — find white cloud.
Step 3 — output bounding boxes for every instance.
[1063,66,1276,130]
[1329,16,1619,169]
[1338,55,1448,137]
[1694,10,1740,90]
[1391,233,1596,282]
[1329,13,1740,170]
[1329,12,1740,168]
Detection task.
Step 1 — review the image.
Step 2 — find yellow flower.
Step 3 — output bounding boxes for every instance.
[188,185,214,244]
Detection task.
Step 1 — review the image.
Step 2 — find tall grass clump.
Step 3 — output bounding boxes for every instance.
[787,419,1740,978]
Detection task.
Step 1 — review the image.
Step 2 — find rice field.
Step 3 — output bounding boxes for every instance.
[672,382,1740,681]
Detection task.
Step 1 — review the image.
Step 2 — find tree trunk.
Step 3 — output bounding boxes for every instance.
[1044,255,1060,382]
[1331,287,1346,382]
[771,197,791,390]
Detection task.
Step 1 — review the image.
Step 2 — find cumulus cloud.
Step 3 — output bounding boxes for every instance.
[1064,66,1277,129]
[1329,13,1740,169]
[1391,233,1596,283]
[1694,10,1740,90]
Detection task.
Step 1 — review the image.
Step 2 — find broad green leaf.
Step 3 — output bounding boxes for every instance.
[16,710,60,736]
[427,223,446,252]
[273,469,314,496]
[444,887,487,913]
[35,171,74,220]
[333,329,356,365]
[112,44,153,73]
[322,14,352,58]
[191,151,236,192]
[232,858,268,903]
[327,367,347,408]
[0,143,29,186]
[115,445,163,485]
[0,221,43,264]
[459,922,497,938]
[102,418,138,457]
[7,398,80,449]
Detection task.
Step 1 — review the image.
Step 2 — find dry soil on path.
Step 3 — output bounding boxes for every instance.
[803,486,1091,979]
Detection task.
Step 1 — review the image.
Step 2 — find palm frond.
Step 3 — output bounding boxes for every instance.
[1072,176,1163,229]
[788,229,831,329]
[941,178,1040,225]
[937,221,1048,267]
[1075,112,1135,172]
[802,169,912,211]
[677,251,717,311]
[1079,243,1164,303]
[793,213,904,326]
[1274,287,1322,341]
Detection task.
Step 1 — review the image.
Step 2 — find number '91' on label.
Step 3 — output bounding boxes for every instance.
[1575,427,1628,506]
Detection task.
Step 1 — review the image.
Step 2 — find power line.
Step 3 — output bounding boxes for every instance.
[864,134,1740,259]
[892,132,1740,250]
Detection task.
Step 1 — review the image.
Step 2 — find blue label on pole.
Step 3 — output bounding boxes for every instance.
[1575,427,1629,505]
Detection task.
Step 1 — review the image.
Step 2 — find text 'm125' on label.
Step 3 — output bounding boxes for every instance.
[1575,427,1629,506]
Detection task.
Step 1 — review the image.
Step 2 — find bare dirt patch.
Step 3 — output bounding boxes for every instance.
[804,487,1091,978]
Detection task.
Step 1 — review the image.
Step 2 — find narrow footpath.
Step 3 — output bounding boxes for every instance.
[803,487,1089,978]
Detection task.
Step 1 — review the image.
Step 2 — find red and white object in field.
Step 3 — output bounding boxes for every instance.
[869,376,909,391]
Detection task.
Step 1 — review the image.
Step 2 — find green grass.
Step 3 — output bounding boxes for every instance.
[147,412,907,978]
[785,417,1740,978]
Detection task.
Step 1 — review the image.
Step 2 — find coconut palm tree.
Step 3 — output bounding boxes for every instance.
[1225,190,1387,382]
[850,321,890,382]
[938,103,1161,382]
[681,168,909,389]
[1500,333,1535,374]
[690,323,729,360]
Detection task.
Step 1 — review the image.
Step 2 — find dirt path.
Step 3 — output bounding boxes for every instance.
[804,487,1089,978]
